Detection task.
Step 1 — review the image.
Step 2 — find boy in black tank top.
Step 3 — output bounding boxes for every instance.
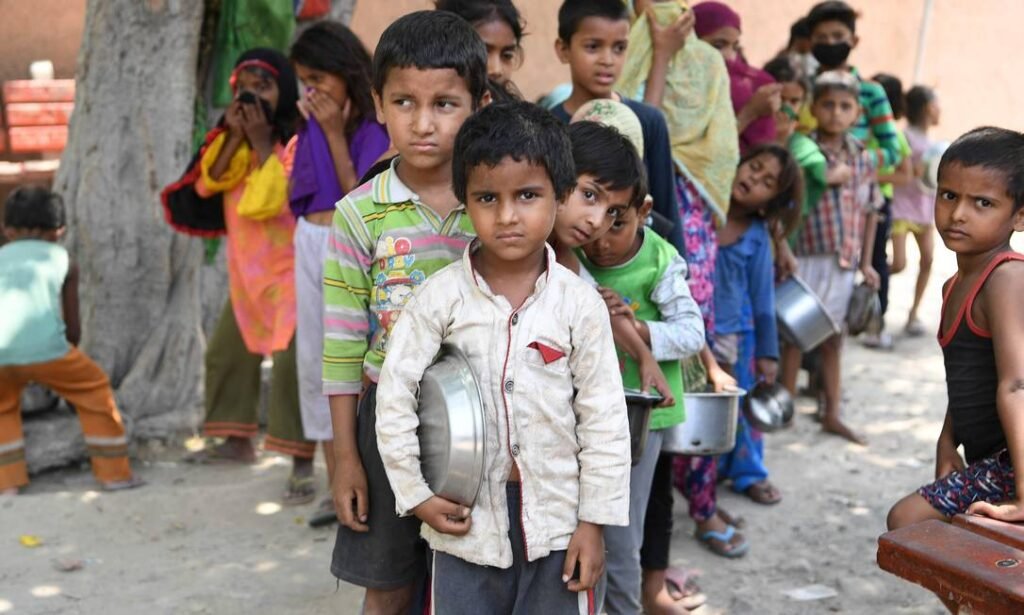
[887,127,1024,537]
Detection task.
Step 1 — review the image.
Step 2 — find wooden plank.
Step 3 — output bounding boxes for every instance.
[954,515,1024,551]
[878,520,1024,615]
[3,79,76,103]
[5,102,73,127]
[8,125,67,153]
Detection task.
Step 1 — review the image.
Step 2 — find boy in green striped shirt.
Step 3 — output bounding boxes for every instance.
[321,11,489,612]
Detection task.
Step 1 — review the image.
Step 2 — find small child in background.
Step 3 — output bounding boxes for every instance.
[886,127,1024,604]
[435,0,526,94]
[890,85,941,337]
[377,101,631,614]
[781,71,882,446]
[322,11,488,613]
[0,187,142,495]
[578,155,705,614]
[288,20,391,527]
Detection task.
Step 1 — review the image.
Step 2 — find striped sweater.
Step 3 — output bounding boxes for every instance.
[850,67,903,169]
[321,158,475,395]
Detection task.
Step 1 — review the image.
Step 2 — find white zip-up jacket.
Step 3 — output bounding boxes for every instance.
[376,244,631,568]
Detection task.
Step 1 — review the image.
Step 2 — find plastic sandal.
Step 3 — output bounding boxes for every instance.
[696,524,750,559]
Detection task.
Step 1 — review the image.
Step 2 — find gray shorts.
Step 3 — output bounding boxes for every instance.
[330,384,428,590]
[431,483,595,614]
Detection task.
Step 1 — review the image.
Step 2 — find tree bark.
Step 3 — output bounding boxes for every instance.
[52,0,206,438]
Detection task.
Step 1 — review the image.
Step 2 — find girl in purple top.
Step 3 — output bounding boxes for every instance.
[891,85,940,336]
[288,21,391,527]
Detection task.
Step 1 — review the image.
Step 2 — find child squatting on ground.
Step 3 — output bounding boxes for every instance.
[322,11,488,615]
[886,127,1024,609]
[376,100,632,614]
[0,187,142,495]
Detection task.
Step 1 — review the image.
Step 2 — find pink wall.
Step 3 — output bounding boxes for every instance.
[352,0,1017,141]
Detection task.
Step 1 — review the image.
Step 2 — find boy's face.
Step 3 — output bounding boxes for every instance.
[555,17,630,100]
[812,89,859,137]
[374,67,479,173]
[810,20,858,68]
[552,174,632,248]
[465,157,558,263]
[780,81,806,111]
[935,163,1024,254]
[581,198,652,268]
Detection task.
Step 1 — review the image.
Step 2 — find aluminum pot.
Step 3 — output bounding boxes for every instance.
[625,389,664,466]
[661,388,745,455]
[846,282,880,337]
[776,276,840,352]
[743,382,795,432]
[417,345,486,507]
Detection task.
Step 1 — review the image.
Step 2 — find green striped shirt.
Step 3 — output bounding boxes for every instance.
[322,158,475,395]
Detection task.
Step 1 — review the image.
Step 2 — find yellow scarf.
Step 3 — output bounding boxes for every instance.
[616,0,739,224]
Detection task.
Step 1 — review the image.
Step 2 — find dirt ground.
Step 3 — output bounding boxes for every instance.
[3,236,968,615]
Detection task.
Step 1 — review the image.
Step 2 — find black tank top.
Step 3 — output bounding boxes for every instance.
[939,252,1024,464]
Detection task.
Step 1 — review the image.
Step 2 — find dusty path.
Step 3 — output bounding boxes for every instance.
[2,235,979,614]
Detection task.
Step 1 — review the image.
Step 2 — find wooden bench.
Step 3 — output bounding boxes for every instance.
[0,79,73,186]
[878,516,1024,614]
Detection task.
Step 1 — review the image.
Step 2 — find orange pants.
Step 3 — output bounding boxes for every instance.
[0,348,132,490]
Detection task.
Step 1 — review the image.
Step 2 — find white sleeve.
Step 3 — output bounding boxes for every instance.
[646,254,706,362]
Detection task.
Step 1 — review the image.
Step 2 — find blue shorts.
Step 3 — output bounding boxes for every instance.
[917,449,1016,517]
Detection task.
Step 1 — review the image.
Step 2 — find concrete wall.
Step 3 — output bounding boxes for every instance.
[352,0,1019,141]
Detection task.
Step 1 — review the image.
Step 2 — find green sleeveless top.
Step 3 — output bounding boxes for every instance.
[578,231,685,429]
[0,240,70,366]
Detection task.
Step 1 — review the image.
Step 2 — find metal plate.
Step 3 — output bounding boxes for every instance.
[417,345,486,507]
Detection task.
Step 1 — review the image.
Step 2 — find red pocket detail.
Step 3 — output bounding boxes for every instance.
[527,341,566,364]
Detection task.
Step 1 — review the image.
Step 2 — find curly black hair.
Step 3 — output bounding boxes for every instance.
[4,185,66,230]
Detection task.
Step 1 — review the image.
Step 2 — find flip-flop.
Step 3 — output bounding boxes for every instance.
[744,480,782,505]
[664,567,706,610]
[282,475,316,506]
[101,475,146,492]
[308,497,338,528]
[696,524,749,559]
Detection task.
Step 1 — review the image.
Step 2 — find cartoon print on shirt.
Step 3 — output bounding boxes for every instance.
[372,236,426,346]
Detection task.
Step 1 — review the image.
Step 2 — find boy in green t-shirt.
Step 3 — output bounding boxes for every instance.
[578,193,705,613]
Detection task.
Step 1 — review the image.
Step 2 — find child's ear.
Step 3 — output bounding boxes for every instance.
[850,33,860,51]
[1012,206,1024,233]
[372,90,385,125]
[555,38,571,65]
[479,89,493,109]
[638,195,654,218]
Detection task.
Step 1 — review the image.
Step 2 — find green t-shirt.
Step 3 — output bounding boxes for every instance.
[788,131,827,244]
[578,232,685,430]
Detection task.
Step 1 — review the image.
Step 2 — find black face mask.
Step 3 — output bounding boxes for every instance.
[812,42,852,68]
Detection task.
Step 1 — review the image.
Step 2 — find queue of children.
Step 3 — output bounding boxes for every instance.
[10,0,1022,614]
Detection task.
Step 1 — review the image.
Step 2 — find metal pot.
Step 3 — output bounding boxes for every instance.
[776,276,840,352]
[661,388,744,455]
[417,345,486,507]
[846,282,880,337]
[625,389,663,466]
[743,382,795,432]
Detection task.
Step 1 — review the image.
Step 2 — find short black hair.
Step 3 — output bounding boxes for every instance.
[4,186,66,230]
[905,85,936,127]
[453,101,576,205]
[872,73,905,120]
[939,127,1024,211]
[557,0,629,43]
[435,0,525,44]
[290,21,376,136]
[372,11,488,107]
[764,56,797,83]
[569,121,647,209]
[807,1,857,35]
[788,16,811,46]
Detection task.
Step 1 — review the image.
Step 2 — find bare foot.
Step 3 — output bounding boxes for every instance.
[822,417,868,445]
[1,487,19,496]
[642,569,705,614]
[186,437,257,464]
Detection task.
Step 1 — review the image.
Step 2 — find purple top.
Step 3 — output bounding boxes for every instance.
[891,126,935,226]
[289,116,390,217]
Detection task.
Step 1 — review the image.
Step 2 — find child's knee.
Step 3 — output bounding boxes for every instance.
[919,253,934,272]
[887,493,941,531]
[890,257,907,275]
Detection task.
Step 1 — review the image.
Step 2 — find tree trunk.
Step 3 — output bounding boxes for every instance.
[50,0,206,444]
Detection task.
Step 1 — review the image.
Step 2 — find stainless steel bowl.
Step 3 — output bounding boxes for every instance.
[743,382,795,432]
[661,388,744,455]
[416,345,486,507]
[846,282,880,337]
[776,276,840,352]
[625,389,664,466]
